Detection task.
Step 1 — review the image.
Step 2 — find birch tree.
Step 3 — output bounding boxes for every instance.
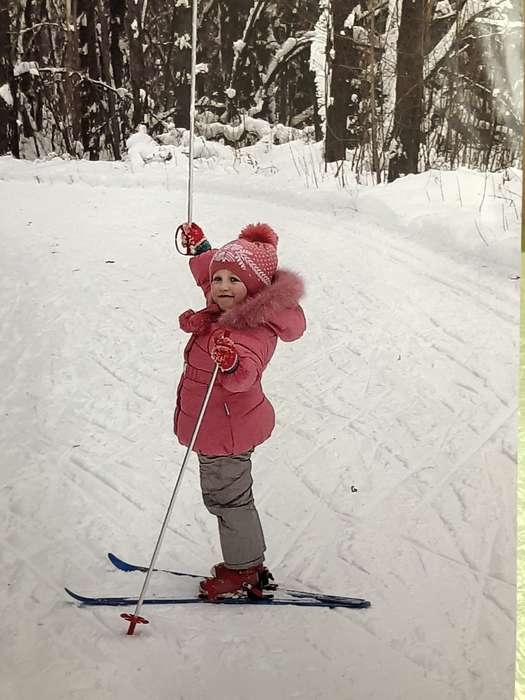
[380,0,400,150]
[310,0,330,138]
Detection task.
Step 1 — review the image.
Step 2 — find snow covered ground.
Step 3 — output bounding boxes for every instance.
[0,146,520,700]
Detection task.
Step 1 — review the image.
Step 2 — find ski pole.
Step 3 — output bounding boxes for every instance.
[122,362,219,635]
[174,0,198,253]
[187,0,198,225]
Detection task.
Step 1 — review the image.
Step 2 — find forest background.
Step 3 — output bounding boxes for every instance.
[0,0,522,183]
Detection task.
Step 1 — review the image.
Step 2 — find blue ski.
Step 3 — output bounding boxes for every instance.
[105,552,371,608]
[108,552,203,579]
[64,587,370,609]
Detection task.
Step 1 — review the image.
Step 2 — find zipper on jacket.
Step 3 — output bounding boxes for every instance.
[224,402,235,451]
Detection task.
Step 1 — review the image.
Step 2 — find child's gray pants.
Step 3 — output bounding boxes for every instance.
[198,450,266,569]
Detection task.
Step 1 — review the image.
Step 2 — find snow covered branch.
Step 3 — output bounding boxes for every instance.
[425,0,512,79]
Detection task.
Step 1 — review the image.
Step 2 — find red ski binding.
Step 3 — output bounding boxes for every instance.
[121,612,150,635]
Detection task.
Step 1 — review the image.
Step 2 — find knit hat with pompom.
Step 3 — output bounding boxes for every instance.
[209,223,278,295]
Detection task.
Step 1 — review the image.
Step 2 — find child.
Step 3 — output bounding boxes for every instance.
[174,221,306,599]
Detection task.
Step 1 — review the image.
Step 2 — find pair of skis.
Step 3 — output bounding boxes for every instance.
[65,553,371,610]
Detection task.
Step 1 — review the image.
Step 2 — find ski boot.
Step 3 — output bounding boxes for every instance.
[211,562,276,591]
[200,563,275,601]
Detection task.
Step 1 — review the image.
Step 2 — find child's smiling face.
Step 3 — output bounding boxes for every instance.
[211,268,248,310]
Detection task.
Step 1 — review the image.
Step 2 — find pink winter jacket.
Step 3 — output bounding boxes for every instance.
[174,249,306,456]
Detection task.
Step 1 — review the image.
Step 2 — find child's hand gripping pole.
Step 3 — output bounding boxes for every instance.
[209,330,239,373]
[175,222,211,256]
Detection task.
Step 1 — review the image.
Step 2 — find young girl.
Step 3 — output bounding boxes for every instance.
[174,221,306,599]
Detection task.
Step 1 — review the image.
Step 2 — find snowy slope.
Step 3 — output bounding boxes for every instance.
[0,151,520,700]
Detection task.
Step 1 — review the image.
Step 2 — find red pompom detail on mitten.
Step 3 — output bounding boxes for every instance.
[209,330,238,372]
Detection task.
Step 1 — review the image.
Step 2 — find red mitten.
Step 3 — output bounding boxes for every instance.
[180,223,211,255]
[209,331,239,372]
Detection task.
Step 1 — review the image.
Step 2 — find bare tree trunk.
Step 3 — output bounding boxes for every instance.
[126,0,147,126]
[98,0,121,159]
[63,0,81,154]
[79,0,101,159]
[387,0,428,182]
[218,0,244,100]
[325,0,359,163]
[19,0,37,150]
[110,0,125,88]
[0,0,19,156]
[161,5,179,111]
[228,0,268,93]
[226,0,269,120]
[23,0,34,56]
[171,2,191,128]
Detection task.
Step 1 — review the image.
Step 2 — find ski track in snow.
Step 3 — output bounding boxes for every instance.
[0,161,518,700]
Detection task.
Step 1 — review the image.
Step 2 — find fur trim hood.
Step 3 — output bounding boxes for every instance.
[179,269,305,339]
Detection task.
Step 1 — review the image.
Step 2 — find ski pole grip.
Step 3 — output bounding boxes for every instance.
[175,224,192,256]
